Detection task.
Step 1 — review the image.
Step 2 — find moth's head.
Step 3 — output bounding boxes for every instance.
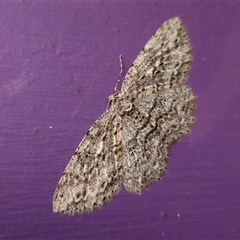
[108,93,118,106]
[108,94,132,116]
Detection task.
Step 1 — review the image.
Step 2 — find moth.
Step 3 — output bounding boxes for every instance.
[53,17,196,215]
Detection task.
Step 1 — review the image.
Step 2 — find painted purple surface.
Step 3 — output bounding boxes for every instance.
[0,2,240,239]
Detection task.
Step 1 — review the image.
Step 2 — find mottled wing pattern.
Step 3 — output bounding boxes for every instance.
[118,17,195,193]
[121,17,192,96]
[53,109,123,214]
[122,87,195,193]
[53,17,196,214]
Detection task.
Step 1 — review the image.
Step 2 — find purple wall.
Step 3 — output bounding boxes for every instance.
[1,2,240,239]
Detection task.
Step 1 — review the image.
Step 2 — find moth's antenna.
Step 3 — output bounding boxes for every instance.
[107,55,123,110]
[114,55,123,92]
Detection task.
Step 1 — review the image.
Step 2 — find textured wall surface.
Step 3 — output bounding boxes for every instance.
[1,2,240,239]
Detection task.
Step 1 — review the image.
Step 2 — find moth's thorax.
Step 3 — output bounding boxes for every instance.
[109,94,132,116]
